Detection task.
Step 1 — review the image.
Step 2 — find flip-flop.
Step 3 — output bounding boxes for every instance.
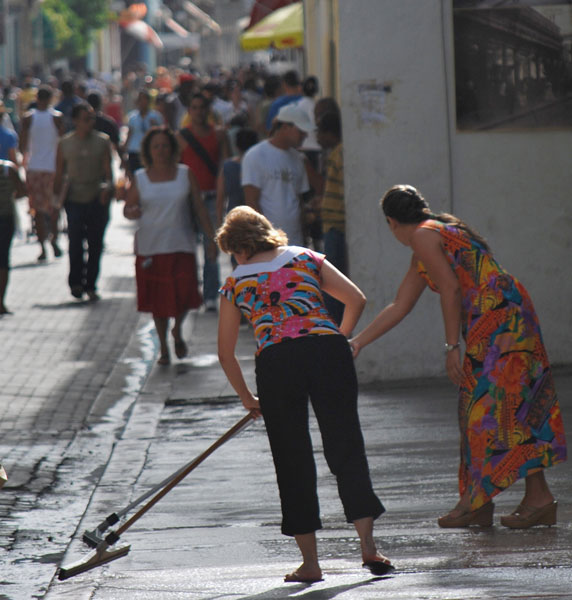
[362,558,395,576]
[284,571,323,583]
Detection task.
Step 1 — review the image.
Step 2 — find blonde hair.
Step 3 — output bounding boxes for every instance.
[215,206,288,258]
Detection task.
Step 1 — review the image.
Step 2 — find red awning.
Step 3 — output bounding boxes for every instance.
[248,0,300,29]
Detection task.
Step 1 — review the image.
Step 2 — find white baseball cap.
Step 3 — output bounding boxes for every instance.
[275,103,315,133]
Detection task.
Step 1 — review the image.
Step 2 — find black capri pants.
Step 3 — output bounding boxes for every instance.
[255,334,384,537]
[0,214,15,269]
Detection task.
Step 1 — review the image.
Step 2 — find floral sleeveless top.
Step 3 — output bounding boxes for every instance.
[219,246,339,355]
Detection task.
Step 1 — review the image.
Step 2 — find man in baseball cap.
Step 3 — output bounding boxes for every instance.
[274,103,315,134]
[242,103,313,245]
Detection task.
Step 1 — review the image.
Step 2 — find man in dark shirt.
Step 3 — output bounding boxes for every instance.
[55,79,81,133]
[87,92,120,154]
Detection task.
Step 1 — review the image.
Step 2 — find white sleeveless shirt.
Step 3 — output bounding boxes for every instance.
[134,164,197,256]
[27,108,61,172]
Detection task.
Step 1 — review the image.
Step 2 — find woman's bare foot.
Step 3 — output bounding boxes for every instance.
[171,328,187,359]
[442,488,472,520]
[518,493,555,510]
[442,501,471,520]
[520,470,555,509]
[284,563,323,583]
[157,350,170,365]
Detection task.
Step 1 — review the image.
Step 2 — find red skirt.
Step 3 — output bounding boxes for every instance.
[135,252,202,318]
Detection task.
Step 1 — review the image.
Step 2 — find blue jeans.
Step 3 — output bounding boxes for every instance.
[65,197,110,292]
[200,192,220,302]
[323,228,346,325]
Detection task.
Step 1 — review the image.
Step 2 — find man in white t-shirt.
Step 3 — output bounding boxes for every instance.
[242,104,312,246]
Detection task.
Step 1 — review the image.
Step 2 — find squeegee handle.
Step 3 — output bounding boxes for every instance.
[95,451,201,530]
[113,411,256,538]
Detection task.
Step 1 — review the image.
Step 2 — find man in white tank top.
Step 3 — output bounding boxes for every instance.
[19,85,64,261]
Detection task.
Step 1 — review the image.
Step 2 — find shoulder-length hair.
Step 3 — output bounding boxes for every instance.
[140,126,179,168]
[215,206,288,259]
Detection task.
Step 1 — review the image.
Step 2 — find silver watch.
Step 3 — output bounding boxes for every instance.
[445,342,460,352]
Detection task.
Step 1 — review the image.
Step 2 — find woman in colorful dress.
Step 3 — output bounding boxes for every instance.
[124,126,216,365]
[216,206,393,583]
[351,185,566,529]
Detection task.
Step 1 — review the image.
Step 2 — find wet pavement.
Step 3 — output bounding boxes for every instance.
[1,200,571,599]
[45,374,572,600]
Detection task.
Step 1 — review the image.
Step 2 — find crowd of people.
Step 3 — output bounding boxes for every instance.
[0,62,567,584]
[0,64,344,341]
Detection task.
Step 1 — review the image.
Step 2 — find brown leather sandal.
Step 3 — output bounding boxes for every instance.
[438,501,494,528]
[500,501,557,529]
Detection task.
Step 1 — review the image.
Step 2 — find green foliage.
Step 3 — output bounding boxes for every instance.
[41,0,112,58]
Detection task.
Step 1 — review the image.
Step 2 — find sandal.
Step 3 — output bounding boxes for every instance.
[500,501,557,529]
[438,501,494,528]
[362,556,395,576]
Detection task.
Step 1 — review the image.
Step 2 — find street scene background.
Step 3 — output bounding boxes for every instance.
[1,1,571,598]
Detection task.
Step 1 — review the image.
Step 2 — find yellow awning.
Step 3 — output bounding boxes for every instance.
[240,3,303,51]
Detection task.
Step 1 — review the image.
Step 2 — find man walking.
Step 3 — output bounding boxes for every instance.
[177,92,229,311]
[53,103,113,301]
[87,91,121,155]
[123,89,162,178]
[19,85,64,261]
[242,104,312,246]
[55,79,81,133]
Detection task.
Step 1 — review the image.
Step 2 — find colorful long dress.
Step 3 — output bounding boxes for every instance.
[417,220,567,510]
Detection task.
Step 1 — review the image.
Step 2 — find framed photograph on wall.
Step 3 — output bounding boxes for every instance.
[453,1,572,130]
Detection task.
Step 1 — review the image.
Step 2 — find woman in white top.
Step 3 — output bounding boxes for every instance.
[124,126,217,365]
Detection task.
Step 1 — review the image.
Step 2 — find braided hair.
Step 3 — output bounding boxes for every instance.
[381,185,490,252]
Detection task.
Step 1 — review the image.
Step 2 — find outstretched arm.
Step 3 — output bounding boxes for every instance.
[217,296,261,415]
[320,259,366,337]
[410,227,463,385]
[350,257,426,357]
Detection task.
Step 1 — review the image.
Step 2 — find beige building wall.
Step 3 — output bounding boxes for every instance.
[308,0,572,381]
[304,0,339,98]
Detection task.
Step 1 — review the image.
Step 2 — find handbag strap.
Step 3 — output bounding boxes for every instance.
[179,128,218,178]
